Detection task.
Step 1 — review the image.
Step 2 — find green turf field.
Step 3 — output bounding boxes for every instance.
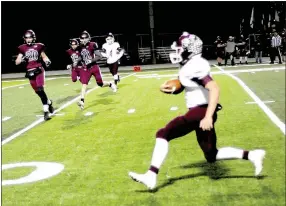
[2,64,285,206]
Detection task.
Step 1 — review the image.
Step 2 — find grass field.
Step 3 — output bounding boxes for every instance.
[2,63,285,206]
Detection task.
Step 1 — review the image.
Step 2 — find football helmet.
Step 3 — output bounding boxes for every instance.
[169,32,203,64]
[80,31,91,45]
[23,30,36,45]
[70,39,79,50]
[106,33,115,45]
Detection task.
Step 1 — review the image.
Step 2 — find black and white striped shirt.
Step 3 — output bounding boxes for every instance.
[271,35,282,47]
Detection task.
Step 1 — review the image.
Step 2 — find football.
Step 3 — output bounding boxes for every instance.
[161,79,184,94]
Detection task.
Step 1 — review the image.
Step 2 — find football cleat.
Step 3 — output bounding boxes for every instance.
[249,149,266,176]
[110,83,117,93]
[77,100,84,110]
[44,112,51,121]
[128,171,157,190]
[48,100,54,114]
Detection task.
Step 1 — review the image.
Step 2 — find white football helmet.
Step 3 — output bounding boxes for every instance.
[169,32,203,64]
[106,33,115,45]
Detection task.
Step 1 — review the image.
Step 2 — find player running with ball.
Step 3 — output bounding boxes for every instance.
[128,32,266,190]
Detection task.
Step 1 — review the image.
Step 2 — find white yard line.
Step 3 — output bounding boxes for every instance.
[2,73,135,146]
[2,83,30,90]
[127,109,136,114]
[245,100,275,104]
[213,64,285,135]
[221,62,282,68]
[211,66,285,74]
[2,117,12,122]
[1,74,128,90]
[136,67,285,78]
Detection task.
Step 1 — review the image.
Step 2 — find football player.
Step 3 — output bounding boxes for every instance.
[225,36,236,66]
[15,30,54,121]
[237,35,248,64]
[214,36,226,66]
[77,31,117,109]
[66,39,82,83]
[128,32,266,190]
[101,33,124,87]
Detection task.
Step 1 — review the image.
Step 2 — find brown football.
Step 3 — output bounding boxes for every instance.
[161,79,184,94]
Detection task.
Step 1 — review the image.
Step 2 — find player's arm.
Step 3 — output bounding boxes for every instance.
[15,53,24,65]
[198,75,220,131]
[100,44,108,57]
[41,51,51,67]
[91,42,103,61]
[87,50,103,64]
[116,43,124,53]
[204,80,220,119]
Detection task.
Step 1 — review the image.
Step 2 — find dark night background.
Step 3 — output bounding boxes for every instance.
[1,1,284,73]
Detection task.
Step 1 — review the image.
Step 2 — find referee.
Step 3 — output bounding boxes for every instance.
[225,36,236,66]
[270,31,282,64]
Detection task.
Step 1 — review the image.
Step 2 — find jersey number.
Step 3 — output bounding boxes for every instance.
[25,50,39,61]
[81,49,92,64]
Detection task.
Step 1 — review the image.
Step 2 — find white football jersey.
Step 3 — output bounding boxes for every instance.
[178,54,211,108]
[102,42,123,64]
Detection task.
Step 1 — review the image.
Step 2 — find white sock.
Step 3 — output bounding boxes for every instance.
[245,57,248,61]
[47,99,51,105]
[149,138,169,170]
[114,74,119,81]
[43,105,49,112]
[240,57,242,62]
[216,147,246,160]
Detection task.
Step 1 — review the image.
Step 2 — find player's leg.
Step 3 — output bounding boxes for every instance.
[230,52,235,65]
[71,68,77,82]
[77,68,90,110]
[217,52,223,66]
[255,51,259,63]
[239,51,243,64]
[270,47,275,63]
[92,65,117,92]
[110,61,120,85]
[128,105,208,189]
[224,52,229,66]
[259,51,262,63]
[195,114,265,176]
[244,50,248,64]
[277,47,282,64]
[76,68,81,83]
[32,69,53,120]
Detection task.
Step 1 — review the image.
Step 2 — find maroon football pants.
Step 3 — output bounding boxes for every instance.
[156,104,219,162]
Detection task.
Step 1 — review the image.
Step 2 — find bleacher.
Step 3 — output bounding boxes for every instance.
[138,47,152,64]
[138,47,173,64]
[156,47,173,63]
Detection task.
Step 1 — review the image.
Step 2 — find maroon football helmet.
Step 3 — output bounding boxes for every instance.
[23,30,36,45]
[70,39,79,50]
[79,31,91,45]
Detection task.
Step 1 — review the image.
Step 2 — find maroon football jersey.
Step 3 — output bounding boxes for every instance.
[66,48,83,67]
[18,43,45,69]
[80,42,98,65]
